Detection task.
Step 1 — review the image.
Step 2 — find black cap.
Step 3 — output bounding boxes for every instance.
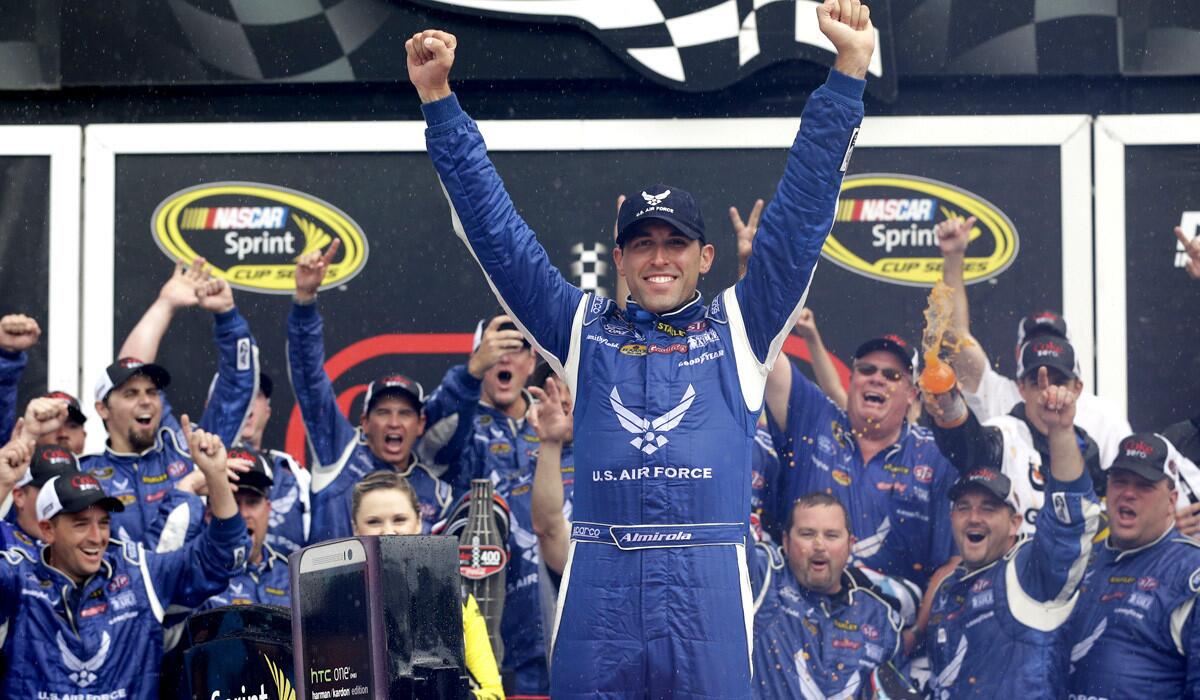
[949,467,1021,511]
[616,185,705,247]
[226,445,275,496]
[361,374,425,417]
[258,371,274,400]
[1017,337,1079,380]
[1016,310,1068,347]
[16,445,81,489]
[42,391,87,425]
[854,335,919,382]
[95,357,171,403]
[1109,433,1177,485]
[36,473,124,521]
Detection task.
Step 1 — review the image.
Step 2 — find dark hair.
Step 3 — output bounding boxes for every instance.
[784,492,851,532]
[350,471,420,523]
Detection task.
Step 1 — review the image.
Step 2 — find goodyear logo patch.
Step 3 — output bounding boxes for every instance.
[152,182,368,294]
[823,174,1019,287]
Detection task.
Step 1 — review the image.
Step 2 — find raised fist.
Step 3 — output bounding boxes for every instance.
[817,0,875,79]
[406,29,457,104]
[935,216,977,259]
[294,240,341,302]
[0,314,41,354]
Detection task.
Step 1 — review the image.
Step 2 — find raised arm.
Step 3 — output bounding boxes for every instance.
[0,314,39,441]
[935,217,989,392]
[195,277,257,446]
[118,260,208,361]
[288,243,356,466]
[793,309,847,409]
[0,436,34,510]
[732,2,871,371]
[409,29,585,378]
[528,378,572,574]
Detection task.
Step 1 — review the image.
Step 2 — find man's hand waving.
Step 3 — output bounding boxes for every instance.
[406,29,457,104]
[817,0,875,80]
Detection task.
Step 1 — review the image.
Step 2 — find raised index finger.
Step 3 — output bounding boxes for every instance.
[746,199,765,233]
[1175,226,1194,249]
[321,239,342,265]
[1037,366,1050,392]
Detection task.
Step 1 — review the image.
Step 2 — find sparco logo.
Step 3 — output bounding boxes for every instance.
[152,182,368,294]
[619,531,693,544]
[572,525,603,539]
[825,174,1018,287]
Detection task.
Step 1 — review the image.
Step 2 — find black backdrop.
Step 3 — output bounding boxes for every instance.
[0,156,52,410]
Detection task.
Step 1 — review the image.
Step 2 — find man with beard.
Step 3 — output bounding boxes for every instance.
[0,416,249,699]
[751,493,904,699]
[925,368,1101,698]
[407,2,872,695]
[1064,433,1200,698]
[764,334,956,589]
[289,243,496,541]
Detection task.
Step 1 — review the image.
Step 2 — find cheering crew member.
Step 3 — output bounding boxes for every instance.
[764,333,956,589]
[751,493,905,699]
[407,2,872,696]
[0,416,249,699]
[0,438,84,556]
[1065,433,1200,698]
[0,313,40,441]
[82,260,257,546]
[925,368,1101,698]
[934,216,1130,468]
[200,445,290,608]
[288,244,487,541]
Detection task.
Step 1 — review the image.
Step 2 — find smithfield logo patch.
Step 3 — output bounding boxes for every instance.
[824,174,1019,287]
[152,182,368,295]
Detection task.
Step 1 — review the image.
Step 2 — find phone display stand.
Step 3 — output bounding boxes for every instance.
[290,535,471,700]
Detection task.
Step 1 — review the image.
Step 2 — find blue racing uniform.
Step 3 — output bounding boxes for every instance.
[287,302,479,542]
[0,347,25,442]
[200,542,291,609]
[0,514,248,699]
[452,400,575,694]
[750,542,901,699]
[422,69,863,699]
[768,365,956,588]
[0,519,38,558]
[927,472,1100,699]
[1065,526,1200,699]
[82,308,258,545]
[264,449,311,555]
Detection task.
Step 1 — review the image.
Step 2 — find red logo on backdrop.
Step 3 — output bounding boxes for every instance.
[285,333,475,467]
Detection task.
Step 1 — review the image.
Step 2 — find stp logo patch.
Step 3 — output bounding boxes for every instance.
[913,465,933,483]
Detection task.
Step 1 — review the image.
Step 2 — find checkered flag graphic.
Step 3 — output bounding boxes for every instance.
[413,0,884,91]
[167,0,393,80]
[571,242,609,297]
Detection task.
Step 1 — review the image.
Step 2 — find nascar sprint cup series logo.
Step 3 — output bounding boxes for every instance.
[152,182,368,294]
[823,174,1019,287]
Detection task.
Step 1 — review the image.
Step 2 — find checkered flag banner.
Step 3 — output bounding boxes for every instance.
[571,242,610,297]
[412,0,889,93]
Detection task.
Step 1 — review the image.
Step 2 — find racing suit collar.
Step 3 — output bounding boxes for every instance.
[790,567,858,611]
[957,533,1027,583]
[479,388,534,426]
[1107,523,1176,561]
[625,290,706,326]
[103,427,167,458]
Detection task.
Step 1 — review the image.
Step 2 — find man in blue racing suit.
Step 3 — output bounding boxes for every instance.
[1064,432,1200,699]
[0,418,249,700]
[925,368,1101,698]
[406,2,873,695]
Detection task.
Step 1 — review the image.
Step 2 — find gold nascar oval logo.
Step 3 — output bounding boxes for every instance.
[152,182,368,294]
[822,174,1019,287]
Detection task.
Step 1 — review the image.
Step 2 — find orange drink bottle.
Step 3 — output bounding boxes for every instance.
[920,350,957,394]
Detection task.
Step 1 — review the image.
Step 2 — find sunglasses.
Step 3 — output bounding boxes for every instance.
[853,362,907,383]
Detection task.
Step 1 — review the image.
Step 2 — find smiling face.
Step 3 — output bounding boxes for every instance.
[482,347,536,417]
[951,489,1021,570]
[1106,468,1176,550]
[613,222,714,313]
[361,395,426,468]
[40,507,111,584]
[95,375,162,453]
[352,488,423,536]
[782,503,853,595]
[846,350,916,438]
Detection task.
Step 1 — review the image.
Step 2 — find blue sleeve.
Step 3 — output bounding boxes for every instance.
[142,490,206,553]
[1016,471,1101,603]
[423,94,586,369]
[0,349,25,442]
[147,513,249,611]
[733,71,864,366]
[198,308,258,447]
[418,364,481,469]
[0,544,23,621]
[287,302,356,466]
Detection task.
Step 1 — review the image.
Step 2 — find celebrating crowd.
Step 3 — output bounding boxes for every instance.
[2,2,1200,699]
